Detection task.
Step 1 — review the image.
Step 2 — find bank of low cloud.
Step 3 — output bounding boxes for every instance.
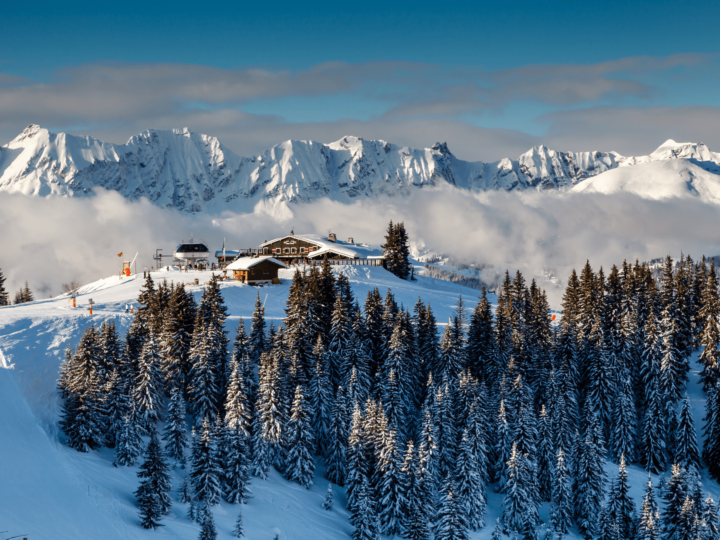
[1,187,719,301]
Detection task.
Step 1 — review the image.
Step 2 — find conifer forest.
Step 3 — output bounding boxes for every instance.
[57,255,720,540]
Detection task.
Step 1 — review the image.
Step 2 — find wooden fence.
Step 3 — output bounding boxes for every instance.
[309,258,385,267]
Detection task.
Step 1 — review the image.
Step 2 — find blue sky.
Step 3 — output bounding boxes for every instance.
[2,0,720,160]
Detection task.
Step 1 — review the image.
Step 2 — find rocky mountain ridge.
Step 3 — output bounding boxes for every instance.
[1,124,719,212]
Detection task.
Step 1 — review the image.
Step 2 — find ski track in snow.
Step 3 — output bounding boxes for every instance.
[0,265,717,539]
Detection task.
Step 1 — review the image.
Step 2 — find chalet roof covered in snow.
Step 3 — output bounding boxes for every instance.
[260,233,384,259]
[225,256,287,270]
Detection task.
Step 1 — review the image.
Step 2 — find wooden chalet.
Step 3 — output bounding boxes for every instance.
[225,256,287,285]
[258,233,386,266]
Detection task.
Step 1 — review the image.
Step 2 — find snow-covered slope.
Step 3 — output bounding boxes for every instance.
[0,265,718,539]
[0,265,489,540]
[571,158,720,203]
[4,125,719,212]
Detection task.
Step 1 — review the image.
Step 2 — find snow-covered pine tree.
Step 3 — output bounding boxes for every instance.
[249,351,275,479]
[264,350,285,472]
[382,220,412,280]
[659,299,688,404]
[322,482,334,510]
[59,326,105,451]
[641,303,663,404]
[466,287,495,382]
[284,385,315,488]
[494,399,513,493]
[675,397,700,471]
[641,378,667,474]
[637,477,659,540]
[661,464,689,540]
[457,428,486,530]
[190,418,222,505]
[610,365,637,463]
[179,475,192,503]
[233,507,245,538]
[703,495,720,540]
[114,411,143,466]
[376,427,406,536]
[201,275,230,400]
[537,405,553,501]
[677,495,697,540]
[328,291,353,387]
[222,420,251,504]
[223,362,253,502]
[550,449,572,535]
[308,336,333,456]
[436,473,469,540]
[510,375,537,463]
[225,357,252,439]
[502,443,529,534]
[492,519,505,540]
[346,402,366,513]
[160,285,191,391]
[350,473,379,540]
[364,288,386,379]
[135,426,172,528]
[199,500,218,540]
[704,382,720,481]
[249,291,266,366]
[585,314,614,439]
[0,266,8,306]
[60,383,103,452]
[700,266,720,390]
[99,320,123,379]
[163,385,188,467]
[132,332,165,433]
[417,402,439,505]
[136,272,157,325]
[326,384,348,486]
[381,368,405,441]
[100,368,126,448]
[438,316,465,380]
[230,318,256,408]
[604,455,635,540]
[574,412,607,539]
[14,277,37,304]
[400,439,431,540]
[340,315,372,405]
[189,309,219,425]
[466,395,490,489]
[436,379,458,482]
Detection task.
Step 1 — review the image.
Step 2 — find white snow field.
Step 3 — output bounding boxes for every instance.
[0,264,717,539]
[571,159,720,204]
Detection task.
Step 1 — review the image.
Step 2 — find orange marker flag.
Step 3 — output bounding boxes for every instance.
[118,252,123,257]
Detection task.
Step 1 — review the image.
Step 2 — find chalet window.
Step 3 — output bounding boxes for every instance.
[283,248,290,254]
[291,248,297,254]
[299,247,307,253]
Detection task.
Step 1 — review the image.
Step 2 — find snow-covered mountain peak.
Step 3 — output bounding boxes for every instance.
[9,124,46,144]
[3,125,720,212]
[650,139,719,163]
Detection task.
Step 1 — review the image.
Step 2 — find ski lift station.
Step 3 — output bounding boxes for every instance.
[173,235,210,264]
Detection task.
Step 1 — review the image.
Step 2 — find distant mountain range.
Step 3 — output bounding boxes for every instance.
[2,124,720,213]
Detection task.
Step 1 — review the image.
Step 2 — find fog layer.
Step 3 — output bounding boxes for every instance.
[1,187,718,301]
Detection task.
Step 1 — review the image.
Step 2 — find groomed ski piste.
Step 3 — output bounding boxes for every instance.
[0,263,717,540]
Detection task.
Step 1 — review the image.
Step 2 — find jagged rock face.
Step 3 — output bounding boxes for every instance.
[1,126,719,213]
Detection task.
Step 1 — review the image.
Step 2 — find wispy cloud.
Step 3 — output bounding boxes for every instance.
[0,54,718,160]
